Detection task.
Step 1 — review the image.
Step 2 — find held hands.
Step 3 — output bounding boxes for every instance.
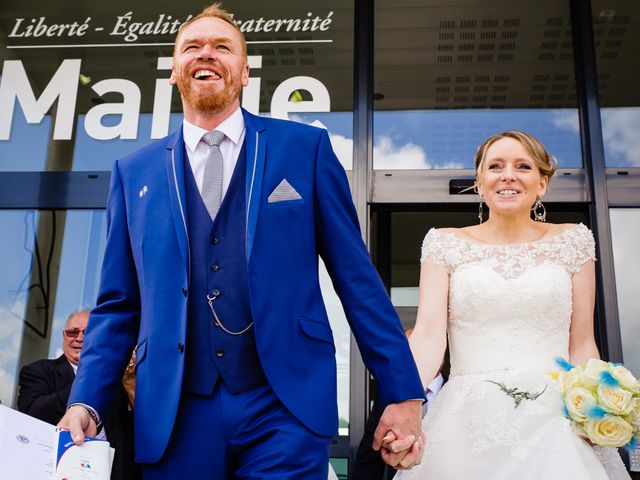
[373,399,424,470]
[57,405,97,445]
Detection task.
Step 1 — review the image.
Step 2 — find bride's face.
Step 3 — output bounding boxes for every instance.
[477,137,548,219]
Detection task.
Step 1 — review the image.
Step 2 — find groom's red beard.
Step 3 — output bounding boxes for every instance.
[175,67,243,114]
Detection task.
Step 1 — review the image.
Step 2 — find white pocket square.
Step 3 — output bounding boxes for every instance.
[268,179,302,203]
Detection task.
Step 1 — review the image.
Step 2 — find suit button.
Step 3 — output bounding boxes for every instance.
[216,349,224,358]
[210,264,220,272]
[211,236,219,245]
[178,342,184,353]
[182,287,187,297]
[211,289,221,297]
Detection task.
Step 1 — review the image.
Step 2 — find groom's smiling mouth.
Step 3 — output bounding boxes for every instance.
[193,69,222,81]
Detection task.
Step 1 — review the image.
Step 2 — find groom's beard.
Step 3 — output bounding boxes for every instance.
[175,65,243,115]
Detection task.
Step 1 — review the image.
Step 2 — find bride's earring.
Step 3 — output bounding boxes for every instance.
[478,195,484,224]
[532,196,546,222]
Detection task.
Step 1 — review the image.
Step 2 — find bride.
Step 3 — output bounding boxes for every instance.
[395,131,630,479]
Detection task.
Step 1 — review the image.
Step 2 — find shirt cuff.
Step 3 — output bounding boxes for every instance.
[68,402,102,428]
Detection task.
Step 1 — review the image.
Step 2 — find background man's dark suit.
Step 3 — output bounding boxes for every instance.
[18,354,139,480]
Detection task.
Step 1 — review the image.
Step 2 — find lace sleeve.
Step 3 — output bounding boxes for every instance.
[420,229,450,269]
[563,223,597,274]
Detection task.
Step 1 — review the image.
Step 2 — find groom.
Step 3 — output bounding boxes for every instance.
[59,3,425,478]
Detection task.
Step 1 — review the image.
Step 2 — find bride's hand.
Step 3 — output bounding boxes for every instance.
[373,400,423,468]
[383,433,425,470]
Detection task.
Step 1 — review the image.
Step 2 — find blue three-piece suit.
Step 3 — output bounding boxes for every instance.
[69,109,424,478]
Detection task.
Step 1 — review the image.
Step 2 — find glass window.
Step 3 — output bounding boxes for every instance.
[320,261,350,435]
[0,211,34,405]
[49,211,106,358]
[0,110,51,171]
[610,209,640,375]
[374,1,582,169]
[0,210,107,406]
[592,1,640,167]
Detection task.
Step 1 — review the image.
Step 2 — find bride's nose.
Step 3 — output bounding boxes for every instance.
[500,165,516,181]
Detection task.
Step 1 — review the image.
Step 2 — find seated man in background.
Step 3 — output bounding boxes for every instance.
[17,310,140,480]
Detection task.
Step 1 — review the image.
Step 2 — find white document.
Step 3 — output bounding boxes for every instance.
[0,404,56,480]
[0,405,113,480]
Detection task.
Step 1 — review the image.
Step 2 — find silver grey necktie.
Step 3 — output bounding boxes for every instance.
[201,130,226,220]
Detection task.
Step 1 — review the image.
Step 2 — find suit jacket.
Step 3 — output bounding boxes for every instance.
[69,109,425,463]
[18,355,75,425]
[18,355,139,480]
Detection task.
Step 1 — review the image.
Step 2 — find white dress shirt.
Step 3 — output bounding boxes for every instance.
[182,107,246,199]
[423,373,444,417]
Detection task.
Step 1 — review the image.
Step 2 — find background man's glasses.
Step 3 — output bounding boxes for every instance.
[64,328,86,338]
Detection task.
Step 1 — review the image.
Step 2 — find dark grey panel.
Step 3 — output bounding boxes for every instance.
[0,171,109,209]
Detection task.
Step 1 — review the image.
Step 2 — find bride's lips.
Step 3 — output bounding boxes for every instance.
[495,188,521,198]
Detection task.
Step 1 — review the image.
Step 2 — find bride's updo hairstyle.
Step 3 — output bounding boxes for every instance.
[474,130,558,182]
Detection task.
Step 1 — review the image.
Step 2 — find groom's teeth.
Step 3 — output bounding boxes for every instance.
[194,70,216,79]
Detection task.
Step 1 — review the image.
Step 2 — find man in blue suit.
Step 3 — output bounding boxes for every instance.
[59,4,425,478]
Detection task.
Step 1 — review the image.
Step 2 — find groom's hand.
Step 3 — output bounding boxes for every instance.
[373,399,423,468]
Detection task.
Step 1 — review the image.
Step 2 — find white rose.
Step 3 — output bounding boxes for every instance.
[610,365,640,394]
[564,386,598,423]
[597,385,635,416]
[583,415,634,447]
[562,367,584,393]
[580,359,610,389]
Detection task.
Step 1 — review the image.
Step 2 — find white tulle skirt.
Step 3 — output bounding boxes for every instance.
[396,369,630,480]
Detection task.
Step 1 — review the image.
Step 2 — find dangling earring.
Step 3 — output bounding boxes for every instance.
[478,195,484,224]
[532,196,546,222]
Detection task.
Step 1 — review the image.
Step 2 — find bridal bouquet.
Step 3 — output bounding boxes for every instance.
[555,358,640,448]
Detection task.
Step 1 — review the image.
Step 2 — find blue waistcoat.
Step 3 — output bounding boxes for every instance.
[183,142,266,395]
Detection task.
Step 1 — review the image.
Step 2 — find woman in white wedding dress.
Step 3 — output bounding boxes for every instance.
[396,131,629,479]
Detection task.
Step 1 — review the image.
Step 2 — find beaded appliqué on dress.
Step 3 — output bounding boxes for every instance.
[420,223,595,279]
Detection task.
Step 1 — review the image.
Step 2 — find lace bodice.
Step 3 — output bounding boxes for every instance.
[421,224,596,376]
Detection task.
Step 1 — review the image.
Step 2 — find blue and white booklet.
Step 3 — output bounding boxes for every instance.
[54,430,113,480]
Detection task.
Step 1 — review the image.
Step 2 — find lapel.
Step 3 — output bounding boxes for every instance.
[54,354,75,385]
[242,109,266,262]
[164,129,190,274]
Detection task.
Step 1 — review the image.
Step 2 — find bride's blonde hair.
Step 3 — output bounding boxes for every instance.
[474,130,558,181]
